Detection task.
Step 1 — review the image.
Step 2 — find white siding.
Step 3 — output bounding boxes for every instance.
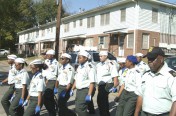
[138,1,160,32]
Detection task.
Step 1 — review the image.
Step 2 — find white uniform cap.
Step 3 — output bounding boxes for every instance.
[30,59,43,65]
[136,53,143,57]
[99,51,108,56]
[7,54,17,60]
[61,53,72,59]
[118,58,126,63]
[46,49,55,55]
[78,50,89,58]
[15,58,25,63]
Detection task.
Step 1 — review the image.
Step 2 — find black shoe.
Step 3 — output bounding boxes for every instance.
[89,110,95,114]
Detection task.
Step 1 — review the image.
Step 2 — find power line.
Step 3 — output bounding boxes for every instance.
[63,0,71,13]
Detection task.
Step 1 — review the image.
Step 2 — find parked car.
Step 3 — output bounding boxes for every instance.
[165,56,176,71]
[69,51,118,70]
[0,49,10,56]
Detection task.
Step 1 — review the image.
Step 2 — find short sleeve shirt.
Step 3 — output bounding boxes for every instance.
[135,62,176,114]
[8,64,17,84]
[29,72,46,97]
[96,59,119,85]
[124,67,142,92]
[57,63,75,86]
[44,59,59,80]
[74,61,97,89]
[14,69,30,89]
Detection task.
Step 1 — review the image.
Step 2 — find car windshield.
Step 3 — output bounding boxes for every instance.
[165,57,176,71]
[93,53,100,62]
[70,53,77,63]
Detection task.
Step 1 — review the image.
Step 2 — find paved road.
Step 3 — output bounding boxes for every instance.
[0,59,118,116]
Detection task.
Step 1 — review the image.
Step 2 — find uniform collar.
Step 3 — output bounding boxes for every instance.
[34,71,41,77]
[62,63,69,69]
[137,61,143,65]
[17,68,25,73]
[148,62,168,77]
[80,61,88,69]
[121,67,126,73]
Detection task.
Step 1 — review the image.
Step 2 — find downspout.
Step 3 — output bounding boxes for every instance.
[132,0,139,55]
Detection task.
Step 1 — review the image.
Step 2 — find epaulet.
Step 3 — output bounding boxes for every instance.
[136,69,140,73]
[88,64,92,68]
[143,62,146,65]
[109,62,113,65]
[69,67,72,71]
[169,70,176,77]
[39,75,43,79]
[143,70,150,75]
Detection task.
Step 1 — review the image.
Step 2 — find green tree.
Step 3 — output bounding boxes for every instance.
[0,0,68,52]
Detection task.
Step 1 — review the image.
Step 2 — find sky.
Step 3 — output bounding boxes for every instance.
[63,0,176,13]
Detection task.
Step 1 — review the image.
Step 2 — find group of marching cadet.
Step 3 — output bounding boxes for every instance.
[1,46,176,116]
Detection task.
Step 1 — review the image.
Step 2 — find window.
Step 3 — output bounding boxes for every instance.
[87,16,95,28]
[127,33,134,48]
[85,38,93,47]
[42,30,45,37]
[64,23,69,32]
[121,8,126,22]
[99,36,108,48]
[80,19,83,26]
[142,34,149,49]
[100,13,110,26]
[152,8,158,23]
[73,21,76,28]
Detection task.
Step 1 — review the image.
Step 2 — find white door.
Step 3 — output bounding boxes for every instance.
[118,34,125,56]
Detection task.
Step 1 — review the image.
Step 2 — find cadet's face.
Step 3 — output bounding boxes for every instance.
[7,59,13,64]
[136,56,142,62]
[119,63,125,68]
[148,56,164,73]
[60,57,69,65]
[99,55,107,62]
[15,63,22,70]
[78,55,87,64]
[47,54,53,60]
[30,64,38,74]
[125,60,132,68]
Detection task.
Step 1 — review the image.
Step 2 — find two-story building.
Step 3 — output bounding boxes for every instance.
[17,0,176,57]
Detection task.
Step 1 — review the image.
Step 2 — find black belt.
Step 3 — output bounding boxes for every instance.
[143,111,169,116]
[77,88,88,91]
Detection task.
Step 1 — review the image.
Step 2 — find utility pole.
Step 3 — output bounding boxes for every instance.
[55,0,62,60]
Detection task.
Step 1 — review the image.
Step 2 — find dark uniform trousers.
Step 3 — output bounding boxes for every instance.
[115,89,137,116]
[1,84,15,115]
[97,83,113,116]
[87,87,96,114]
[58,85,76,116]
[43,80,56,116]
[75,88,91,116]
[141,111,169,116]
[23,97,40,116]
[9,88,28,116]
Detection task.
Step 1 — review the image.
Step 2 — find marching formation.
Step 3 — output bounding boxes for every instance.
[1,47,176,116]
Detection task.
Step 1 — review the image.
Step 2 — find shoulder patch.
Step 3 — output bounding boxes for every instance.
[88,64,92,68]
[110,62,113,65]
[169,70,176,77]
[143,70,150,75]
[39,75,43,79]
[69,68,72,71]
[143,62,146,65]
